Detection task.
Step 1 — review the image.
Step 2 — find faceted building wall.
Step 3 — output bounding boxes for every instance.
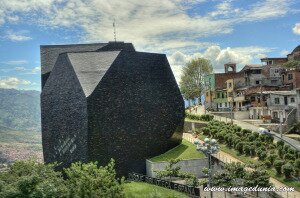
[41,42,184,176]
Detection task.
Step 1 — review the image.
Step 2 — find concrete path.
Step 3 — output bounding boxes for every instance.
[183,133,300,198]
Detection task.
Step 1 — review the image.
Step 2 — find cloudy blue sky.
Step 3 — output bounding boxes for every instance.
[0,0,300,90]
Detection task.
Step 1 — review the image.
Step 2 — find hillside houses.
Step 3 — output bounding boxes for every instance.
[204,45,300,123]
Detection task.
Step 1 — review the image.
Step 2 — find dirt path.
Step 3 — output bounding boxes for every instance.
[183,133,300,198]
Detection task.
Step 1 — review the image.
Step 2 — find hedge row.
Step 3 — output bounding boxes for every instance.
[185,112,214,122]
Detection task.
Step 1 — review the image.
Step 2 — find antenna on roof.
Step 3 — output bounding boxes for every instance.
[113,18,117,42]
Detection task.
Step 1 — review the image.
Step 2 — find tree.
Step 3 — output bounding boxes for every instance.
[294,159,300,176]
[283,60,300,68]
[266,154,278,165]
[155,159,182,181]
[179,58,213,104]
[0,160,68,198]
[244,169,270,187]
[235,142,244,154]
[282,163,294,179]
[64,159,124,198]
[155,159,198,187]
[274,160,285,175]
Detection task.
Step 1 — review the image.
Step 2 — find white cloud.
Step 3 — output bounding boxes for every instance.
[29,66,41,74]
[280,50,290,56]
[4,30,32,42]
[0,0,295,50]
[4,60,28,65]
[0,77,31,89]
[240,0,290,22]
[293,23,300,35]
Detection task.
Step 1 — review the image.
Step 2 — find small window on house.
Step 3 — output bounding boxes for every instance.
[288,73,293,80]
[256,80,261,84]
[291,98,295,103]
[271,80,277,84]
[250,96,255,102]
[228,82,232,88]
[219,103,222,107]
[274,69,279,73]
[225,102,227,107]
[268,60,273,65]
[274,98,280,104]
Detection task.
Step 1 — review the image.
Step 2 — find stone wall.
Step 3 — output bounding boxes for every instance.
[146,158,208,178]
[184,121,208,132]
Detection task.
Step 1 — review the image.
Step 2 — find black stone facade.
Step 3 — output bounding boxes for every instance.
[41,42,184,176]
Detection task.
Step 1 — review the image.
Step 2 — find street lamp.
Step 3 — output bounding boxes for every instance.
[194,138,219,198]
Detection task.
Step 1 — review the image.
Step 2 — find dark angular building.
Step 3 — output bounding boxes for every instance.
[41,42,184,176]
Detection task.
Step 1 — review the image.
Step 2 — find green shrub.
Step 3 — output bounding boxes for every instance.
[282,163,294,179]
[0,160,124,198]
[264,160,272,168]
[235,142,244,154]
[284,153,295,161]
[257,151,267,161]
[185,112,214,121]
[278,147,285,158]
[241,129,252,136]
[254,140,262,147]
[202,127,210,136]
[267,154,278,165]
[276,140,284,148]
[235,126,242,132]
[284,145,291,152]
[274,160,285,175]
[294,159,300,176]
[243,144,251,156]
[0,160,68,198]
[249,145,256,157]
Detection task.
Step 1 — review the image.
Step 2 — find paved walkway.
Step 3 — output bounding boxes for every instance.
[183,133,300,198]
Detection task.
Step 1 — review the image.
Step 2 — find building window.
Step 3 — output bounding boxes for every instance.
[291,98,295,103]
[252,69,262,74]
[225,102,227,107]
[275,69,279,73]
[228,82,232,88]
[256,80,261,85]
[268,60,273,65]
[274,98,280,104]
[288,73,293,80]
[219,103,222,107]
[271,80,277,84]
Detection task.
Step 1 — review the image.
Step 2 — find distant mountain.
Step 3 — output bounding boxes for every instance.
[0,88,40,131]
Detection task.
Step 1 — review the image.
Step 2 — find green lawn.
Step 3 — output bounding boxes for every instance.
[124,182,189,198]
[150,139,206,162]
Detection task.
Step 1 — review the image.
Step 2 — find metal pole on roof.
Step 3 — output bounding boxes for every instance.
[113,18,117,42]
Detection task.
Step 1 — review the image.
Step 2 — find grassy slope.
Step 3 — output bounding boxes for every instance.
[150,139,206,162]
[124,182,189,198]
